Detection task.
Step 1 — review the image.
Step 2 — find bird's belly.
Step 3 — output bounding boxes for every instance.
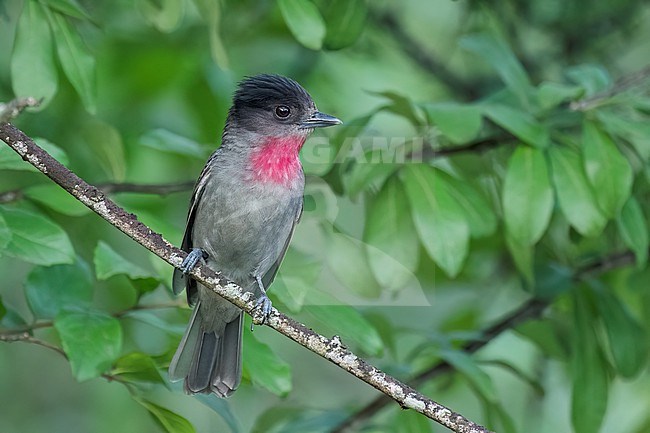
[191,185,298,284]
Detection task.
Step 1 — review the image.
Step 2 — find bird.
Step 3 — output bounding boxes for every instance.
[169,74,342,397]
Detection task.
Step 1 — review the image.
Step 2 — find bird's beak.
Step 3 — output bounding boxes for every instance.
[300,111,342,129]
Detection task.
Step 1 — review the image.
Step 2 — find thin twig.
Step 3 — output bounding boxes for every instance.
[0,97,41,122]
[1,301,186,335]
[0,120,493,433]
[417,136,510,160]
[0,332,68,358]
[570,63,650,111]
[0,181,193,205]
[371,10,481,100]
[97,181,194,195]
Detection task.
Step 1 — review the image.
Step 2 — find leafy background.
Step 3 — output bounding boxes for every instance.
[1,0,650,432]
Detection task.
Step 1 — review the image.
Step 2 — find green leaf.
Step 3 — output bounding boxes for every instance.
[534,263,574,301]
[364,177,419,291]
[483,104,549,148]
[616,197,648,268]
[321,0,367,50]
[24,184,90,216]
[193,0,229,68]
[440,348,498,403]
[503,146,553,245]
[566,64,611,97]
[402,165,470,277]
[325,230,382,298]
[137,0,185,33]
[592,286,647,378]
[272,248,322,313]
[422,103,483,144]
[55,310,123,381]
[582,121,633,218]
[438,172,497,238]
[140,128,207,159]
[243,331,292,396]
[94,241,159,293]
[461,34,532,105]
[0,206,75,266]
[597,110,650,161]
[505,233,533,283]
[374,91,424,126]
[342,155,399,198]
[502,146,554,245]
[392,408,433,433]
[571,290,609,433]
[112,352,166,384]
[306,304,384,356]
[81,119,126,181]
[0,138,69,171]
[329,113,374,162]
[43,0,92,20]
[194,395,241,433]
[25,259,93,319]
[0,296,6,320]
[278,0,326,50]
[0,307,28,329]
[0,212,11,250]
[480,359,545,396]
[549,146,607,237]
[252,408,345,433]
[94,241,152,280]
[48,10,96,114]
[515,319,568,361]
[122,310,186,335]
[536,82,583,110]
[135,398,196,433]
[11,0,58,109]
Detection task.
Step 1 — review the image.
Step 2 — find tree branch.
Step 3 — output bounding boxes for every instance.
[570,63,650,111]
[370,10,482,100]
[96,181,195,195]
[0,97,41,122]
[0,121,492,433]
[332,250,641,432]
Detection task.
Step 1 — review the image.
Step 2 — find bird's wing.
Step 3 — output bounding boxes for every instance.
[261,200,303,290]
[172,156,215,304]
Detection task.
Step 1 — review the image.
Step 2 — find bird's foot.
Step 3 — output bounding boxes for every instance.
[251,295,273,330]
[180,248,208,274]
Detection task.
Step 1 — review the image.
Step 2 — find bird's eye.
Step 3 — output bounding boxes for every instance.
[275,105,291,119]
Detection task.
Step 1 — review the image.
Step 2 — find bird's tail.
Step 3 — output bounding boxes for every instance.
[169,301,243,397]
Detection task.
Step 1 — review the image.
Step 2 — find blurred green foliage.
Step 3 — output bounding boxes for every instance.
[1,0,650,432]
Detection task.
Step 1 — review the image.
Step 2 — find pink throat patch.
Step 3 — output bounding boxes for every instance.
[249,136,305,185]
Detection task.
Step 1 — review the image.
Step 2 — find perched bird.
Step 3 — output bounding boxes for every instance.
[169,74,341,397]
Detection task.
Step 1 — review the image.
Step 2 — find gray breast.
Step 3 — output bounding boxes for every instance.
[191,169,303,286]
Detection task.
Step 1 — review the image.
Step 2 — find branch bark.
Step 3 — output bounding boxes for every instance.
[0,121,493,433]
[332,250,641,432]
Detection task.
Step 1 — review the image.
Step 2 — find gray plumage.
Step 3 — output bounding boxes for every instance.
[169,74,341,397]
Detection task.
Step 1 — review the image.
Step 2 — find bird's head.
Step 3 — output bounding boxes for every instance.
[227,74,341,142]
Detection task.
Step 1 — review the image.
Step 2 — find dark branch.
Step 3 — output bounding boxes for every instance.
[332,249,641,432]
[0,181,193,205]
[97,181,194,195]
[371,10,482,100]
[571,63,650,111]
[0,121,493,433]
[418,135,512,160]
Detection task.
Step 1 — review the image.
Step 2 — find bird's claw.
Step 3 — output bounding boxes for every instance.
[251,295,273,330]
[180,248,208,274]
